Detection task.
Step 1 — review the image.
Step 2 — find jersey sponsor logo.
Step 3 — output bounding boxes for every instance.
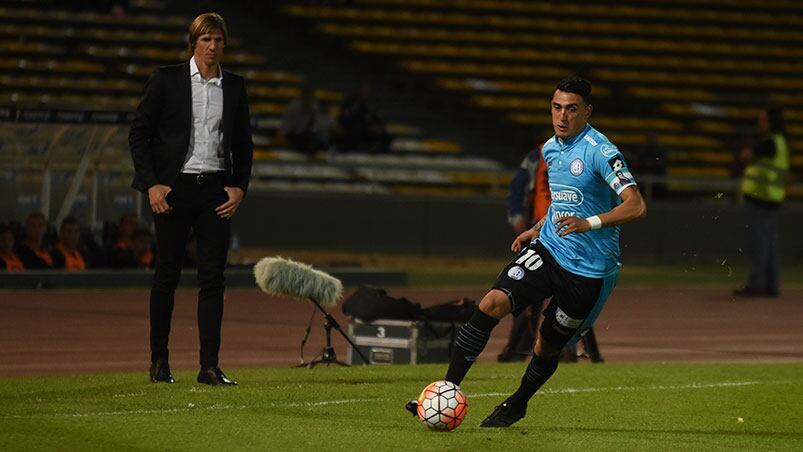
[555,306,583,329]
[600,143,618,157]
[570,159,584,176]
[550,184,584,206]
[584,135,598,146]
[551,210,576,222]
[507,266,525,280]
[608,156,625,172]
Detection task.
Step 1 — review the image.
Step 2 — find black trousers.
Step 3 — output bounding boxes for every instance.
[744,197,781,293]
[150,172,230,369]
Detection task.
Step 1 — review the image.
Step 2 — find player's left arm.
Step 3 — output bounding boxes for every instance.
[597,185,647,226]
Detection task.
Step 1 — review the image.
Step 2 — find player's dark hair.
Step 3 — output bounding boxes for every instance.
[765,105,785,134]
[556,76,592,105]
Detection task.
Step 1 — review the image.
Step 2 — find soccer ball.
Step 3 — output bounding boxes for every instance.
[416,380,468,431]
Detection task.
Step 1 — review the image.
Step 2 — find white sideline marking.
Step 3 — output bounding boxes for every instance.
[0,381,760,419]
[284,398,377,407]
[1,404,245,419]
[471,381,758,399]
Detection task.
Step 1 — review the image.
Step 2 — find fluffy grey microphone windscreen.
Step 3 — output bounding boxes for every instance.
[253,257,343,307]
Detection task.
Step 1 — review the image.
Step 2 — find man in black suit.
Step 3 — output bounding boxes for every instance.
[129,12,253,386]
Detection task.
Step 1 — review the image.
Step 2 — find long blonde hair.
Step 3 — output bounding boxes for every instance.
[187,12,228,58]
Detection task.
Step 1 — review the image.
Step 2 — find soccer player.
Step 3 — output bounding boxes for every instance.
[407,76,646,427]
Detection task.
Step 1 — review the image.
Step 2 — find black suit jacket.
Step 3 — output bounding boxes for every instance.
[129,62,254,193]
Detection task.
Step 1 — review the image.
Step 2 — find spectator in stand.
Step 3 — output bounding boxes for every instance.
[335,83,391,153]
[279,85,331,158]
[116,212,138,250]
[109,1,128,18]
[107,212,138,265]
[51,216,86,271]
[113,228,154,269]
[0,225,23,271]
[16,212,54,269]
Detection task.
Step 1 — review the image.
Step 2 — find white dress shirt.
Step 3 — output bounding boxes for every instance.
[182,57,225,174]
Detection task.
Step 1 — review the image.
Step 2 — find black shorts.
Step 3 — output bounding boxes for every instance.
[492,241,617,348]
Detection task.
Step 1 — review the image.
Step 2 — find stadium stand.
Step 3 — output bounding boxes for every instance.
[2,0,802,209]
[283,0,803,196]
[0,0,510,214]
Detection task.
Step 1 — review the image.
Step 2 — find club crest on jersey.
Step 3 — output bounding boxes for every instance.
[570,159,584,176]
[507,266,525,281]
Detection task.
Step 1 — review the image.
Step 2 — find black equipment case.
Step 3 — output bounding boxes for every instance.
[347,319,462,365]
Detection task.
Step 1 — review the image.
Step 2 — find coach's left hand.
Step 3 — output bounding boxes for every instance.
[554,216,591,237]
[216,187,244,219]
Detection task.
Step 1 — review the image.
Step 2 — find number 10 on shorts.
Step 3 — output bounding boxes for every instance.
[515,249,544,271]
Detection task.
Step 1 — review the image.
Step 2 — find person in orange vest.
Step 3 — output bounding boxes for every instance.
[16,212,54,269]
[112,228,154,269]
[131,229,155,269]
[52,217,86,271]
[114,212,139,252]
[0,225,23,271]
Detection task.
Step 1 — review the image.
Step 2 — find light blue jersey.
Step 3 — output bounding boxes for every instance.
[538,124,637,278]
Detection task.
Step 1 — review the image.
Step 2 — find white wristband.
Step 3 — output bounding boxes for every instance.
[586,215,602,230]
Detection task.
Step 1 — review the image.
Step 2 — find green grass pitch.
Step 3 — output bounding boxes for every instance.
[1,362,801,451]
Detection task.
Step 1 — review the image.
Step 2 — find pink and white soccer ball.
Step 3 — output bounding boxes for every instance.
[416,380,468,431]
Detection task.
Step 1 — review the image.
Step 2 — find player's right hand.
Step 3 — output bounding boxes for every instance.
[511,228,535,253]
[148,184,172,214]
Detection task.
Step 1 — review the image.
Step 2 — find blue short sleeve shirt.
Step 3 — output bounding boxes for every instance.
[538,124,637,278]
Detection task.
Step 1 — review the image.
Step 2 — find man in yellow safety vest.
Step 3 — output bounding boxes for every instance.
[734,106,789,298]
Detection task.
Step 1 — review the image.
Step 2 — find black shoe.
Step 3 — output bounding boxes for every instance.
[589,353,605,363]
[149,359,174,384]
[197,367,237,386]
[405,400,419,416]
[480,400,526,428]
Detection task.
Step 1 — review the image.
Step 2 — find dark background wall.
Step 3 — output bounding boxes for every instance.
[232,193,803,264]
